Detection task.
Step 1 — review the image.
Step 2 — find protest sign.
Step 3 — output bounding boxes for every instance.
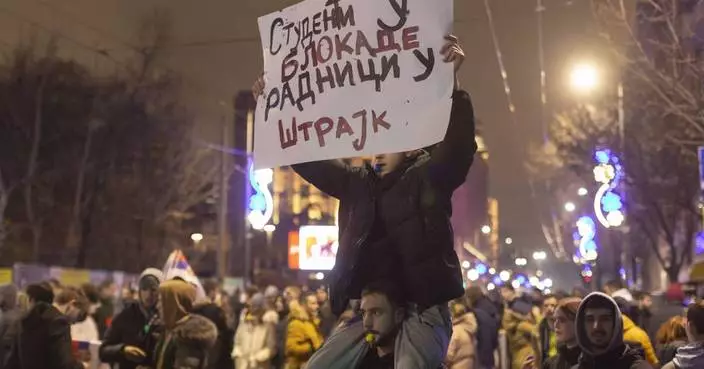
[255,0,454,169]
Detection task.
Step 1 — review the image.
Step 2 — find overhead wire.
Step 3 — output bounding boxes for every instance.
[483,0,565,259]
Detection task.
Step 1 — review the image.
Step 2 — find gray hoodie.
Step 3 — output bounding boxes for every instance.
[574,292,651,369]
[662,342,704,369]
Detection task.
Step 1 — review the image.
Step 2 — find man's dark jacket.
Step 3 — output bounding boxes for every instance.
[4,302,83,369]
[293,90,477,315]
[98,302,160,369]
[191,303,235,369]
[473,297,500,368]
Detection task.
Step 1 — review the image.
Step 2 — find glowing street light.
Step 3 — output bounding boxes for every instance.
[481,225,492,234]
[461,260,471,269]
[543,278,554,288]
[532,251,547,261]
[499,270,511,282]
[505,237,513,245]
[489,267,496,275]
[190,233,204,243]
[578,187,589,196]
[515,258,528,266]
[467,269,480,281]
[564,202,576,212]
[570,63,599,93]
[487,283,496,291]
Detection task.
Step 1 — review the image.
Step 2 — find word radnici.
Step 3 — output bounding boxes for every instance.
[264,0,435,122]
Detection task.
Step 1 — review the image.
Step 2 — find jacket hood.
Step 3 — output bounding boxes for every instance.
[171,314,218,351]
[452,312,477,334]
[0,284,18,311]
[611,288,633,302]
[673,342,704,369]
[159,279,196,329]
[140,268,164,284]
[576,292,624,356]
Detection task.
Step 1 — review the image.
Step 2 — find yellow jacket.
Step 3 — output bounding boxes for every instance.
[285,302,324,369]
[622,314,659,366]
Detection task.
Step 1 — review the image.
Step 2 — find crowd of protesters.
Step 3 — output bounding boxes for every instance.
[0,268,703,369]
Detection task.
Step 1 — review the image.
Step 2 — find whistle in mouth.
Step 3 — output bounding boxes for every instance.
[365,333,376,344]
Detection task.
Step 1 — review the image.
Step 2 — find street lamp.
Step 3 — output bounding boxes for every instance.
[532,251,547,261]
[578,187,589,196]
[515,258,528,266]
[570,63,599,93]
[564,202,576,212]
[190,233,204,243]
[505,237,513,245]
[481,225,492,235]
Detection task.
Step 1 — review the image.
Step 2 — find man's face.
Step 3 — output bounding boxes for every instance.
[641,295,652,309]
[584,308,615,350]
[63,301,84,324]
[361,292,403,342]
[500,287,515,302]
[304,295,319,317]
[372,153,407,177]
[316,289,328,304]
[139,288,159,309]
[542,297,558,319]
[553,309,575,344]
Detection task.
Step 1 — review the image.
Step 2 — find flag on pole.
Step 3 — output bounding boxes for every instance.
[162,249,206,300]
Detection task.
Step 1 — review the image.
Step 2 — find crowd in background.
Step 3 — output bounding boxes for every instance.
[0,270,702,369]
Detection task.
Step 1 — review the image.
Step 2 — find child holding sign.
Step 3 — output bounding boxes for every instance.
[253,34,475,369]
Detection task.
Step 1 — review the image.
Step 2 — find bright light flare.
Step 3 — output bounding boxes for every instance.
[190,233,204,242]
[481,225,492,234]
[570,63,599,93]
[564,202,576,212]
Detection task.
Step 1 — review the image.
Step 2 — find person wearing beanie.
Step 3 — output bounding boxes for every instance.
[100,268,164,369]
[232,292,276,369]
[154,279,217,369]
[573,292,652,369]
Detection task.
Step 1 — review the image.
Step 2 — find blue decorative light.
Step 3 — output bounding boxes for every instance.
[576,216,598,262]
[492,276,502,285]
[601,192,623,212]
[696,232,704,256]
[476,263,488,275]
[595,149,611,164]
[247,163,274,230]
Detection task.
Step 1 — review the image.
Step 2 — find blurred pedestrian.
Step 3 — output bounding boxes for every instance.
[0,284,20,369]
[535,294,558,365]
[661,300,704,369]
[445,298,477,369]
[94,280,117,338]
[153,279,218,369]
[524,298,581,369]
[232,293,276,369]
[70,284,100,342]
[284,292,323,369]
[466,286,500,369]
[655,316,688,365]
[99,268,163,369]
[5,282,87,369]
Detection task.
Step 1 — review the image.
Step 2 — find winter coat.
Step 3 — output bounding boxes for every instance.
[284,304,323,369]
[622,314,658,366]
[656,340,687,365]
[535,317,557,368]
[542,344,580,369]
[502,308,537,369]
[661,342,704,369]
[154,314,218,369]
[292,90,477,315]
[574,292,652,369]
[98,301,161,369]
[233,315,276,369]
[191,303,235,369]
[473,297,500,368]
[446,312,477,369]
[4,302,84,369]
[0,309,21,369]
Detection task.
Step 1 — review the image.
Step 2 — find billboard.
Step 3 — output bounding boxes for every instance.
[288,225,339,271]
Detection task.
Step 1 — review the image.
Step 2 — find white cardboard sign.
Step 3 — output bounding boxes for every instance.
[255,0,454,169]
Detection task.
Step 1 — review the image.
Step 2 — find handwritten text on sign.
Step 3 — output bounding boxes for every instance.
[255,0,454,169]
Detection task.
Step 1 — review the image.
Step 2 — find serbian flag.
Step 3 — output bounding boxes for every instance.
[71,341,90,361]
[163,249,206,300]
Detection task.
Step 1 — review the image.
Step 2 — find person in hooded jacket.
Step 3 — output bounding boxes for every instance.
[445,298,477,369]
[502,297,538,369]
[232,293,276,369]
[573,292,652,369]
[661,300,704,369]
[4,282,87,369]
[191,300,235,369]
[152,279,218,369]
[466,286,500,369]
[99,268,164,369]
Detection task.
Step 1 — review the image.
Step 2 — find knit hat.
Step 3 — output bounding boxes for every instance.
[264,285,279,299]
[249,293,266,311]
[139,268,164,290]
